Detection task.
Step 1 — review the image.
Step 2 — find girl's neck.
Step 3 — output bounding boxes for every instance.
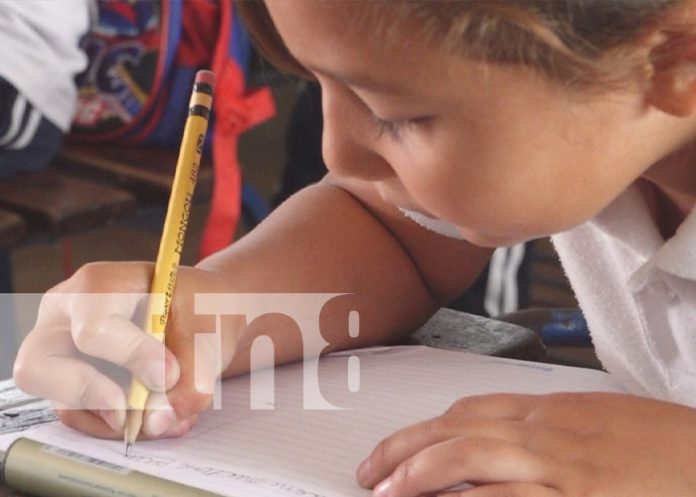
[640,141,696,239]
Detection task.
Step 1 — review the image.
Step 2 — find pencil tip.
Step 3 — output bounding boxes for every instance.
[125,443,131,457]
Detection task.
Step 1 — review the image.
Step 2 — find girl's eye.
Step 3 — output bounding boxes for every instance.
[369,113,428,142]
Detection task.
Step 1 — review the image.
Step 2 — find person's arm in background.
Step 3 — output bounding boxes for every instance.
[13,174,492,439]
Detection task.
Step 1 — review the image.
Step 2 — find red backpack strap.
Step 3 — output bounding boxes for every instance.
[199,0,275,259]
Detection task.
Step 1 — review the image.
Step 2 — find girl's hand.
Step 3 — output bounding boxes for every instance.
[357,392,696,497]
[13,261,238,440]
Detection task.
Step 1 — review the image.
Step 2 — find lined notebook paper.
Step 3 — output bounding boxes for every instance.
[0,346,624,497]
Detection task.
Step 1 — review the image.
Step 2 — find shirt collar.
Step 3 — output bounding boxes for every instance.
[629,204,696,290]
[584,184,696,291]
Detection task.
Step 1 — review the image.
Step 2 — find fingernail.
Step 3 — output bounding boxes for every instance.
[357,457,372,483]
[144,360,168,391]
[99,409,125,432]
[162,418,192,438]
[164,356,180,390]
[374,478,392,497]
[145,407,178,437]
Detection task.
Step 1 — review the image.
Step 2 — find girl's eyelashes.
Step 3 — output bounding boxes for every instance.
[369,113,430,142]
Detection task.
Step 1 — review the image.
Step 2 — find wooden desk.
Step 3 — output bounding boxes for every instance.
[0,170,136,236]
[55,142,214,204]
[0,140,264,292]
[0,211,25,251]
[0,309,543,495]
[0,143,208,292]
[0,140,213,241]
[0,168,137,292]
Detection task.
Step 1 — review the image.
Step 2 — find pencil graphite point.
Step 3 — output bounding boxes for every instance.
[123,410,143,456]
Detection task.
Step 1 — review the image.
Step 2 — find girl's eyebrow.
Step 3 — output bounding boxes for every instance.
[304,63,408,95]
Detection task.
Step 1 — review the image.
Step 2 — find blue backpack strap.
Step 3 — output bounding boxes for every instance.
[230,1,252,78]
[124,0,184,142]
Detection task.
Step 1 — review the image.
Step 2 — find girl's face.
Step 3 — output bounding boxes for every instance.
[266,0,673,247]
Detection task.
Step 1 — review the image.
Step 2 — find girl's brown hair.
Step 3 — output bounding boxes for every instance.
[238,0,679,90]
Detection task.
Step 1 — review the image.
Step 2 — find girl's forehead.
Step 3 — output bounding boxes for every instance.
[266,0,409,51]
[265,0,446,92]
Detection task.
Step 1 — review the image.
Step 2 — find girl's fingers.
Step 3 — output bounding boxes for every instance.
[17,289,179,402]
[159,414,198,439]
[373,437,554,497]
[13,262,213,439]
[142,392,205,439]
[15,317,177,412]
[15,354,126,414]
[55,407,199,441]
[70,313,180,393]
[441,482,562,497]
[65,291,180,392]
[359,395,540,488]
[56,408,120,439]
[443,394,537,420]
[358,418,523,488]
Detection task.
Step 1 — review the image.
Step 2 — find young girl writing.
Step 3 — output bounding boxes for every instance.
[13,1,696,495]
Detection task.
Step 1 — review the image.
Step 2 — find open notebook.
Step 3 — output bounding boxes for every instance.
[0,346,623,497]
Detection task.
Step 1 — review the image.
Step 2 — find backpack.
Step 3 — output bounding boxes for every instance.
[71,0,275,258]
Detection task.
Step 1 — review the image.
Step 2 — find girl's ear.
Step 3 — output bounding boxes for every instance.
[644,5,696,117]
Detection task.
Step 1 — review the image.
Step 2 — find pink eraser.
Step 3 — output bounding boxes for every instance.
[195,70,215,90]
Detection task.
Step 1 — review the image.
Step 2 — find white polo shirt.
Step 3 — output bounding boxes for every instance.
[402,185,696,406]
[0,0,91,131]
[553,184,696,406]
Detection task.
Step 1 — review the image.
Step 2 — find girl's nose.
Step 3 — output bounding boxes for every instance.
[320,84,394,182]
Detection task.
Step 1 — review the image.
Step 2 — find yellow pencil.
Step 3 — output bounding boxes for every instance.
[123,70,215,455]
